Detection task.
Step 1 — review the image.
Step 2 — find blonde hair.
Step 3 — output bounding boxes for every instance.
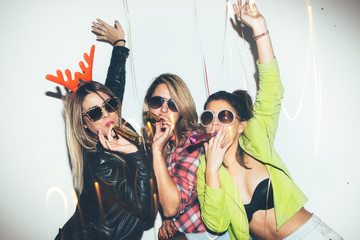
[142,73,201,150]
[63,81,124,193]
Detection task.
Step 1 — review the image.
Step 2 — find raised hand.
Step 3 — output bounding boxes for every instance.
[233,0,267,34]
[92,18,125,46]
[152,116,175,154]
[204,125,233,173]
[233,0,274,63]
[98,126,137,154]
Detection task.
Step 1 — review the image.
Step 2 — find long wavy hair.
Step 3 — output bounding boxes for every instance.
[142,73,201,151]
[63,81,124,193]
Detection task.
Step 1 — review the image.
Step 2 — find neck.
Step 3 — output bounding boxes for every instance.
[223,140,239,168]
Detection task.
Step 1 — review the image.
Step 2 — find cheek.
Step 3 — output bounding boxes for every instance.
[149,108,160,115]
[226,126,235,140]
[205,127,212,133]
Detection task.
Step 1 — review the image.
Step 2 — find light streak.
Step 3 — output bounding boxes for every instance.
[193,0,210,97]
[122,0,140,106]
[280,2,322,157]
[45,187,69,239]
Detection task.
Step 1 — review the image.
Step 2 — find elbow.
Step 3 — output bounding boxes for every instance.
[160,188,180,217]
[163,204,179,218]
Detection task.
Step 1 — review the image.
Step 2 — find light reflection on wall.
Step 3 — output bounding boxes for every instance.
[280,2,322,157]
[45,187,72,239]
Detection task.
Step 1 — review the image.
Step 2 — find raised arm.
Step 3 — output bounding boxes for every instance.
[233,0,274,64]
[234,0,284,141]
[151,120,180,217]
[92,19,130,103]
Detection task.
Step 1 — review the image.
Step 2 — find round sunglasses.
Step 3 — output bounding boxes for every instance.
[82,97,120,122]
[149,96,178,112]
[200,109,241,127]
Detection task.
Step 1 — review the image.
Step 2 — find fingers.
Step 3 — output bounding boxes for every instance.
[233,0,241,17]
[233,3,240,17]
[252,2,258,12]
[204,142,208,153]
[98,129,111,150]
[107,125,114,142]
[170,220,177,232]
[96,18,111,28]
[158,225,166,239]
[165,221,175,237]
[115,20,122,30]
[211,125,224,147]
[92,20,107,33]
[245,1,251,13]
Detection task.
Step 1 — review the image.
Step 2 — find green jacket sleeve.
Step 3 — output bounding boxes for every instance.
[197,155,230,233]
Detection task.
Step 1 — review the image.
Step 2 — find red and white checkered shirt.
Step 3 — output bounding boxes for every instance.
[166,132,206,233]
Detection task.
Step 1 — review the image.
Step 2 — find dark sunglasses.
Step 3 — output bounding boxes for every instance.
[82,97,120,122]
[149,96,178,112]
[200,109,240,127]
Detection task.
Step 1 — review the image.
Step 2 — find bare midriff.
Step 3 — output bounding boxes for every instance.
[249,207,312,240]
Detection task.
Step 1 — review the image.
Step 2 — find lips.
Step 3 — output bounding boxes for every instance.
[106,121,115,128]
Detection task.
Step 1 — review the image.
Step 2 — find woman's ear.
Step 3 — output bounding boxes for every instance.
[238,121,248,134]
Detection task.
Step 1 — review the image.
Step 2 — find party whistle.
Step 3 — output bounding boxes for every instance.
[189,132,217,145]
[144,111,161,122]
[110,123,142,147]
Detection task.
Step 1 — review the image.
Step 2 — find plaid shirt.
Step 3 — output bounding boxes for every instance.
[166,132,206,233]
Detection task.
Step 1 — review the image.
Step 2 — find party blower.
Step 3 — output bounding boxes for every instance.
[107,122,142,147]
[189,132,217,145]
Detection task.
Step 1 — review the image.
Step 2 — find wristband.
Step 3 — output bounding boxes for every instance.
[113,39,126,45]
[253,30,269,40]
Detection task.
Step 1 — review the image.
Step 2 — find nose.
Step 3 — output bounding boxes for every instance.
[212,115,221,126]
[160,101,169,113]
[102,107,110,118]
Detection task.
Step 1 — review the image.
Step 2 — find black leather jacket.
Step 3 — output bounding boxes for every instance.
[55,46,153,240]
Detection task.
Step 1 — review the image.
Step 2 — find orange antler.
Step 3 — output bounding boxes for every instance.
[46,45,95,92]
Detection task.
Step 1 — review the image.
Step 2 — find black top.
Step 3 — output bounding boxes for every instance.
[243,178,274,223]
[55,46,154,240]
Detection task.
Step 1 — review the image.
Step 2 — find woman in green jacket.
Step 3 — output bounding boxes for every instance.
[196,0,343,239]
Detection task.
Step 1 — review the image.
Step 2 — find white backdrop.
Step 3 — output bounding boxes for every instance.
[0,0,359,239]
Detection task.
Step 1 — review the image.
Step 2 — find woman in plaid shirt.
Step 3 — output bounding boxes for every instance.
[142,74,230,240]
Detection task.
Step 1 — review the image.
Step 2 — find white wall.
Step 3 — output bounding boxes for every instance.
[0,0,358,239]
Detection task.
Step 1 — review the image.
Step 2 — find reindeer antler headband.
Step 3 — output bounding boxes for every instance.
[46,45,95,94]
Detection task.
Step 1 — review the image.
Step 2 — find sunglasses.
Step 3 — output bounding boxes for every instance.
[82,97,120,122]
[149,96,178,112]
[200,109,241,127]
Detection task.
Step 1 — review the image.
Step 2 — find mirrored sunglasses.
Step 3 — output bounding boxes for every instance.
[82,97,119,122]
[149,96,178,112]
[200,109,240,127]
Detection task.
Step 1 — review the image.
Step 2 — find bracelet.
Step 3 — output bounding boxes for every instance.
[252,30,269,40]
[113,39,126,45]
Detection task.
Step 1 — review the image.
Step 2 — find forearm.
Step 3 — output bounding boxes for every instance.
[253,21,274,64]
[153,152,180,217]
[104,46,129,103]
[199,169,229,232]
[205,167,221,189]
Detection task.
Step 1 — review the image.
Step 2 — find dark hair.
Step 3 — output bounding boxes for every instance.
[204,90,253,121]
[203,90,253,168]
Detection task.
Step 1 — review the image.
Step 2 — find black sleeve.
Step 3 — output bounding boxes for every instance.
[104,46,130,104]
[93,144,153,226]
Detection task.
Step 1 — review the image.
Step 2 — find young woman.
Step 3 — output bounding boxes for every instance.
[197,1,343,239]
[51,19,154,240]
[142,75,230,240]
